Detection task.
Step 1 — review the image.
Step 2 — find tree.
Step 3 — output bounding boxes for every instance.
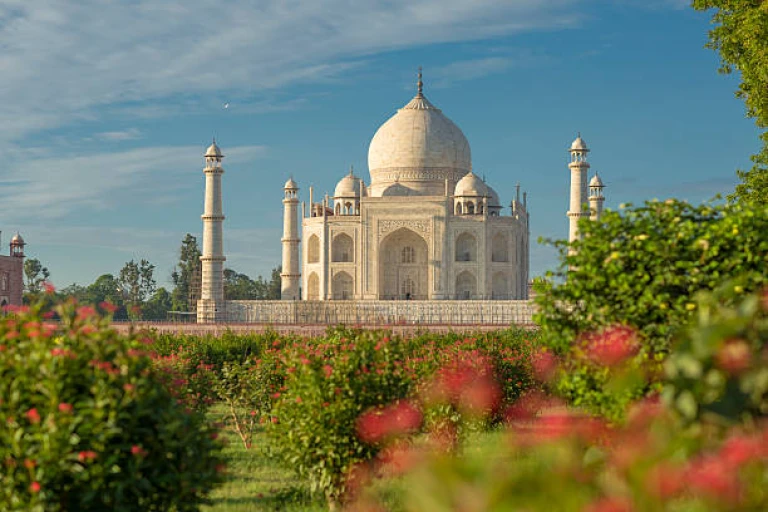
[23,258,50,294]
[143,287,173,321]
[266,266,282,300]
[171,234,202,312]
[118,259,156,319]
[693,0,768,204]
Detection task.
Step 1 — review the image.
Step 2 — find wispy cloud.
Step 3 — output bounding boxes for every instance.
[94,128,143,141]
[0,144,267,221]
[0,0,586,144]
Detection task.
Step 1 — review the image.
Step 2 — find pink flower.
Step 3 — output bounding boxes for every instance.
[42,281,56,294]
[29,481,41,493]
[584,497,632,512]
[26,408,41,424]
[99,301,118,314]
[645,463,684,499]
[356,401,422,444]
[77,450,97,462]
[685,455,740,502]
[58,403,73,414]
[323,365,333,378]
[76,306,97,321]
[715,339,751,375]
[130,445,147,457]
[718,434,762,469]
[532,350,558,382]
[584,326,638,367]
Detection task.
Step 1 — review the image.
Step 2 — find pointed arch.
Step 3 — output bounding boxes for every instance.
[492,271,508,299]
[332,271,354,300]
[455,232,477,262]
[492,233,509,262]
[378,227,429,300]
[332,233,354,262]
[455,271,476,300]
[307,234,320,263]
[307,272,320,300]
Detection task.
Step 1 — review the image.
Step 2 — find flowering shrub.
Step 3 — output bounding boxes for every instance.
[0,299,224,511]
[351,288,768,511]
[663,281,768,424]
[267,329,414,506]
[535,199,768,418]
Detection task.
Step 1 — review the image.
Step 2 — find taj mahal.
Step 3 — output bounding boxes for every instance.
[196,71,605,324]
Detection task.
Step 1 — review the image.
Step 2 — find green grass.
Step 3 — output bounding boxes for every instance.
[203,409,327,512]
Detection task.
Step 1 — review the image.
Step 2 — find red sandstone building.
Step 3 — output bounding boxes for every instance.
[0,233,25,307]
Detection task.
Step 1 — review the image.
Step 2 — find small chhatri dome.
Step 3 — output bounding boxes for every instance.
[284,177,298,190]
[454,172,488,197]
[589,173,604,188]
[205,139,223,158]
[570,134,588,151]
[334,168,361,197]
[10,232,24,245]
[486,184,500,206]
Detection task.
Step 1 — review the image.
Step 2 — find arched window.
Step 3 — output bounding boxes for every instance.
[401,246,415,264]
[332,271,353,300]
[455,232,477,262]
[455,203,463,215]
[307,235,320,263]
[467,202,475,215]
[492,233,509,262]
[335,204,341,215]
[455,271,476,300]
[332,233,354,262]
[307,272,320,300]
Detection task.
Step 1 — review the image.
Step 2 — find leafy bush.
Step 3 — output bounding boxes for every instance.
[352,289,768,511]
[0,300,224,511]
[663,281,768,425]
[267,329,414,506]
[535,199,768,417]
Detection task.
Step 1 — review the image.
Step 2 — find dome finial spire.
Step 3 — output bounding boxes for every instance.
[417,66,423,97]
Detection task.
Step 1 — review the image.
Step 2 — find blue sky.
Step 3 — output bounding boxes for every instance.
[0,0,758,289]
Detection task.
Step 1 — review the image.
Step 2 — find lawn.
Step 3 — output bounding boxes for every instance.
[203,408,326,512]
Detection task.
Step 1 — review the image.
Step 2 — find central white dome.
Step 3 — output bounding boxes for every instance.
[367,89,471,197]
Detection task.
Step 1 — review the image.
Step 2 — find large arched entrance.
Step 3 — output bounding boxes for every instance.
[378,228,429,300]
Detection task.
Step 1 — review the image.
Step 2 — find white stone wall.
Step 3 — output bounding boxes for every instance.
[226,299,536,326]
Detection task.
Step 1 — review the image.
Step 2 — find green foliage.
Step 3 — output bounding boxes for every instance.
[535,199,768,419]
[536,199,768,355]
[0,300,224,511]
[693,0,768,204]
[663,282,768,425]
[223,266,283,300]
[267,330,413,504]
[171,234,202,312]
[23,258,50,295]
[142,287,173,321]
[118,259,156,319]
[213,354,284,449]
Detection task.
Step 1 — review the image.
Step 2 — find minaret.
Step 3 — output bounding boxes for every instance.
[567,134,590,244]
[281,178,301,300]
[588,173,605,221]
[197,140,226,323]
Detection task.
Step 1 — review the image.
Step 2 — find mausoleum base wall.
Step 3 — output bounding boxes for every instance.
[224,300,536,326]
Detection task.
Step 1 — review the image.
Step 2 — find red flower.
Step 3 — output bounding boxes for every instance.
[584,326,638,367]
[58,402,73,414]
[356,401,422,444]
[99,301,118,313]
[29,481,41,493]
[295,397,302,404]
[532,350,558,382]
[323,365,333,378]
[42,281,56,294]
[645,463,684,499]
[718,434,762,469]
[584,496,632,512]
[715,339,751,375]
[130,445,147,457]
[685,455,740,502]
[26,408,41,424]
[23,459,36,469]
[77,450,97,462]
